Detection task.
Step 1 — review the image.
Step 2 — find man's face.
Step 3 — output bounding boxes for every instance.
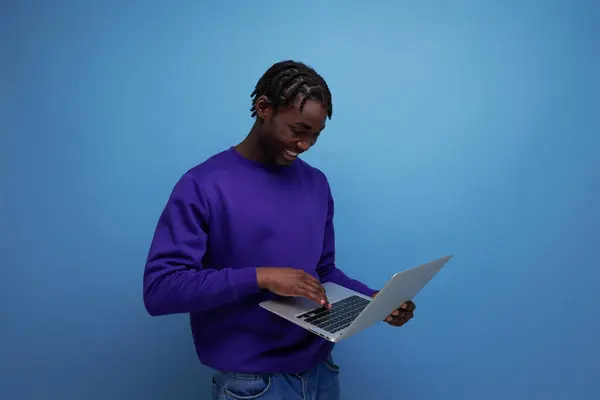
[256,95,327,166]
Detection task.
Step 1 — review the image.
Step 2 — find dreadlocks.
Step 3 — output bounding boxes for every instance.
[250,60,333,119]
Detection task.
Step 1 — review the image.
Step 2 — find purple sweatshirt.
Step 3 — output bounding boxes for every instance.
[143,147,376,373]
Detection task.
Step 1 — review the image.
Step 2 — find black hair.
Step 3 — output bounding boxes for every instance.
[250,60,333,119]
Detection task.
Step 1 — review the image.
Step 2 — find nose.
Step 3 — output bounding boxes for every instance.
[297,138,310,152]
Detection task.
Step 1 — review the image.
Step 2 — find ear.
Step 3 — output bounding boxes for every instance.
[255,95,274,121]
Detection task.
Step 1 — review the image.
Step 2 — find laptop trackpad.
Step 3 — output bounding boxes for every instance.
[272,296,323,316]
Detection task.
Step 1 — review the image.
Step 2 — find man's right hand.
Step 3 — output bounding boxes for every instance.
[256,267,331,308]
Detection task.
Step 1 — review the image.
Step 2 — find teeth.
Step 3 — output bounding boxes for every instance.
[285,150,298,157]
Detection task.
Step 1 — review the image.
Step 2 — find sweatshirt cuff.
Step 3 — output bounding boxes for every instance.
[231,267,261,300]
[347,283,378,298]
[357,286,378,298]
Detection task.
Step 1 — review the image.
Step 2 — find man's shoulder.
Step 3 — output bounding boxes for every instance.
[170,149,235,196]
[295,157,329,185]
[186,148,233,179]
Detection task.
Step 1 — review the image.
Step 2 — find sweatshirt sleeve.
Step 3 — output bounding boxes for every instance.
[315,180,378,298]
[143,173,260,316]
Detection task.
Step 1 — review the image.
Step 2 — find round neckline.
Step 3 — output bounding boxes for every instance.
[228,146,289,172]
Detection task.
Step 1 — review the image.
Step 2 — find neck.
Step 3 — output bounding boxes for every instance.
[235,121,268,163]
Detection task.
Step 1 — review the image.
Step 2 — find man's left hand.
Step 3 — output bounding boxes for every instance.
[372,292,416,327]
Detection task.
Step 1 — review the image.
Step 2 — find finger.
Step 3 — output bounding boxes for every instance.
[395,309,408,317]
[297,285,327,305]
[400,301,416,311]
[298,289,323,305]
[303,281,328,306]
[302,273,326,293]
[304,284,325,302]
[387,310,412,321]
[387,314,403,323]
[300,271,321,284]
[297,272,330,308]
[390,319,406,327]
[388,311,414,326]
[302,276,329,304]
[385,310,405,322]
[302,276,326,296]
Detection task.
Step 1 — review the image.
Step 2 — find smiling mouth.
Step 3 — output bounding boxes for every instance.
[284,149,299,158]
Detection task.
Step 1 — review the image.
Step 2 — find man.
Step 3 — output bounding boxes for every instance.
[143,60,416,399]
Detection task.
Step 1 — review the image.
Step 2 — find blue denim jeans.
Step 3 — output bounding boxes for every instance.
[211,354,340,400]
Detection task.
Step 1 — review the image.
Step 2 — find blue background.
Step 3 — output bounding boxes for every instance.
[2,1,599,399]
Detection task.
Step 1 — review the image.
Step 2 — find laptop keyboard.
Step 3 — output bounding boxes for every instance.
[297,295,371,334]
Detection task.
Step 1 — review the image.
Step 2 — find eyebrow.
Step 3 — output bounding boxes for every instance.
[294,121,326,131]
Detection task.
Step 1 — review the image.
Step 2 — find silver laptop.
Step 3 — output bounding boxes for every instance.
[259,255,452,342]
